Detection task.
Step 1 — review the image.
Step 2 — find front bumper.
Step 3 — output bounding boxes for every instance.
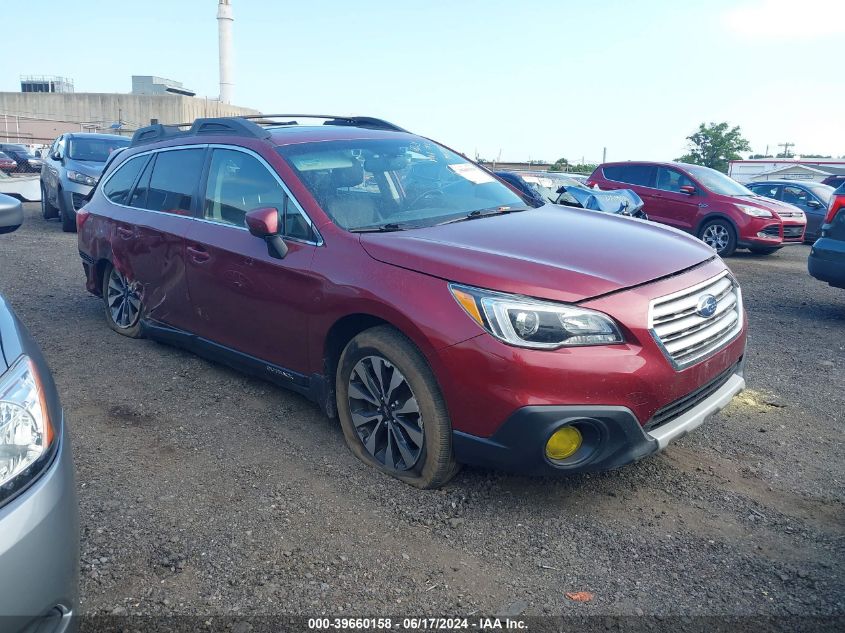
[453,363,745,475]
[0,421,78,633]
[59,180,93,213]
[809,237,845,289]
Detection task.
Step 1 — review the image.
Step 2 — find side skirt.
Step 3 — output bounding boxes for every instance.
[141,319,324,404]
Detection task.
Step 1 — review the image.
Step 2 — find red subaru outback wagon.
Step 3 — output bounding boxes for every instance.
[588,161,806,257]
[77,115,747,488]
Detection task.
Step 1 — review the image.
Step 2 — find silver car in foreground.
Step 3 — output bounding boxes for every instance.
[0,195,78,633]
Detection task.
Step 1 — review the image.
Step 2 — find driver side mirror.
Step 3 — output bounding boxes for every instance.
[679,185,696,196]
[51,151,62,161]
[245,207,288,259]
[806,199,822,209]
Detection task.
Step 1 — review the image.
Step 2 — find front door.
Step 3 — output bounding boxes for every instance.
[184,146,320,377]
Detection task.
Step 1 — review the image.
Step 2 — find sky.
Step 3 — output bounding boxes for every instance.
[2,0,843,163]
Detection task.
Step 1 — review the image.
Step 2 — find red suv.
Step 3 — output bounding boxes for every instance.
[77,116,748,488]
[588,161,806,256]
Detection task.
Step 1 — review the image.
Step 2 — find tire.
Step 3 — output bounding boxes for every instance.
[102,263,143,338]
[336,325,459,489]
[41,183,58,219]
[58,188,76,232]
[699,219,737,257]
[748,246,779,256]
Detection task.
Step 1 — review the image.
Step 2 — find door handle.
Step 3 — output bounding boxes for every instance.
[116,226,134,239]
[187,244,210,263]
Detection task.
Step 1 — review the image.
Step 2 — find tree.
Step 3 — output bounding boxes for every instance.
[676,122,751,173]
[749,154,773,159]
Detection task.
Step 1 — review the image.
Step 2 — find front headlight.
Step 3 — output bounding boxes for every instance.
[737,204,773,218]
[67,170,97,186]
[449,284,623,349]
[0,356,55,502]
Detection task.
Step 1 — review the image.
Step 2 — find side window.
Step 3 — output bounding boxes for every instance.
[603,164,655,187]
[204,148,313,240]
[102,155,147,206]
[782,186,809,206]
[656,167,694,193]
[128,154,155,208]
[141,149,205,215]
[750,184,780,200]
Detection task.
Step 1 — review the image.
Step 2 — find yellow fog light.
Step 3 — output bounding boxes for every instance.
[545,426,582,460]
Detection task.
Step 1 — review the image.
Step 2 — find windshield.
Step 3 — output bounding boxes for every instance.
[277,138,526,230]
[68,137,130,162]
[515,172,582,204]
[808,183,835,204]
[682,164,753,196]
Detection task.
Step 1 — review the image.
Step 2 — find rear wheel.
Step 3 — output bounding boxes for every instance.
[58,189,76,232]
[699,219,737,257]
[336,326,459,489]
[41,183,58,219]
[748,246,779,255]
[102,263,143,338]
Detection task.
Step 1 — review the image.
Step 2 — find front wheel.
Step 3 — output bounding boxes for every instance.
[41,183,58,219]
[58,189,76,232]
[336,326,459,489]
[699,219,737,257]
[102,263,143,338]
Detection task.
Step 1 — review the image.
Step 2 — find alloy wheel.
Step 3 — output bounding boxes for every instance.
[702,224,729,253]
[347,355,424,471]
[106,267,141,329]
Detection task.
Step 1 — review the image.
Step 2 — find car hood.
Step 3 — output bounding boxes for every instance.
[359,206,715,303]
[740,195,804,218]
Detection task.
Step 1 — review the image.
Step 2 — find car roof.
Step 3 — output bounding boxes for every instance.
[65,132,130,141]
[599,160,702,170]
[267,125,420,147]
[748,180,832,188]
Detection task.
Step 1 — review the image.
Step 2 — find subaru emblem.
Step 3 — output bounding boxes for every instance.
[696,294,718,318]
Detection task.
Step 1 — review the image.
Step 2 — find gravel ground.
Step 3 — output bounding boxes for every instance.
[1,203,843,623]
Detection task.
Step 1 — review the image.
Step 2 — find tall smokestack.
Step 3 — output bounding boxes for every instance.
[217,0,234,104]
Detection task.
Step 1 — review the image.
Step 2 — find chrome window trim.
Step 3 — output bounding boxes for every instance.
[647,270,744,371]
[99,143,323,247]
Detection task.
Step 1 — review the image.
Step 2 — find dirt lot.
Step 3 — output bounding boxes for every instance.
[1,203,843,621]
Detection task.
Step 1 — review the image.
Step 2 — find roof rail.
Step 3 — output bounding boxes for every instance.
[129,114,405,148]
[130,117,272,147]
[239,114,408,133]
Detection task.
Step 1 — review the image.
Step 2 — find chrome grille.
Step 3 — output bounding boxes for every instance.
[649,271,743,369]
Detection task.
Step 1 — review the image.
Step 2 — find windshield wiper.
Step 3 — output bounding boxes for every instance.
[348,222,410,233]
[436,206,530,226]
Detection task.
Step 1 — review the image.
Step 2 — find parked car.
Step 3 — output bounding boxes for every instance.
[808,183,845,289]
[495,170,647,218]
[0,151,18,174]
[588,161,807,256]
[821,175,845,189]
[746,180,835,242]
[40,132,130,232]
[0,199,79,632]
[0,144,42,174]
[78,115,747,488]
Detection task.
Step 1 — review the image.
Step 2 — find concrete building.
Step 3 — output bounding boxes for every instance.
[131,76,196,97]
[728,159,845,184]
[0,91,259,145]
[20,75,74,93]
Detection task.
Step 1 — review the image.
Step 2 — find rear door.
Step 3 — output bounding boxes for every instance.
[650,166,702,231]
[782,184,824,239]
[184,146,319,376]
[105,146,205,330]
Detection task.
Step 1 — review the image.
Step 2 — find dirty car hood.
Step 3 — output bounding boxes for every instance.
[360,206,715,303]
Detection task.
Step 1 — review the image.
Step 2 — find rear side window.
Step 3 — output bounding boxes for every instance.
[603,164,656,187]
[102,155,147,206]
[140,149,205,215]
